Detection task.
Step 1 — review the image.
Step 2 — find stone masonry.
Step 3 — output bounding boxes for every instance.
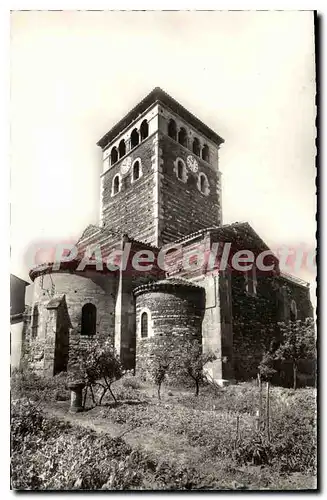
[23,87,314,384]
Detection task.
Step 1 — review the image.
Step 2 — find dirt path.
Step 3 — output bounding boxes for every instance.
[43,402,205,465]
[41,401,316,490]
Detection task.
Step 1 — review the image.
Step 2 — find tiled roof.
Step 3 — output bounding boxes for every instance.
[29,226,160,281]
[133,276,203,296]
[97,87,225,149]
[167,221,272,252]
[279,272,310,288]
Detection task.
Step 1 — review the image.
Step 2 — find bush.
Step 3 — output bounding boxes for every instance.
[234,433,271,466]
[11,369,70,402]
[11,398,70,445]
[11,400,220,490]
[73,340,123,405]
[269,403,316,473]
[101,384,316,475]
[177,381,260,414]
[121,375,143,390]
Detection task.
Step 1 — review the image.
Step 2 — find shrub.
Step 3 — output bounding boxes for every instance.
[143,337,173,400]
[11,369,70,403]
[173,340,216,396]
[101,384,316,475]
[234,433,271,466]
[121,375,143,390]
[274,318,316,389]
[177,382,260,414]
[73,340,123,405]
[269,402,316,473]
[11,401,221,490]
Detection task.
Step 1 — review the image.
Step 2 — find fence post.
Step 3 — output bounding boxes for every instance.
[234,415,240,450]
[266,381,270,441]
[258,373,262,429]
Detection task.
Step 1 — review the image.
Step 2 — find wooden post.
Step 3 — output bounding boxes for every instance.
[266,381,270,441]
[258,373,262,430]
[234,415,240,450]
[255,410,260,431]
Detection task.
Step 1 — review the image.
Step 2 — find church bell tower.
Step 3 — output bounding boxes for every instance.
[97,87,224,247]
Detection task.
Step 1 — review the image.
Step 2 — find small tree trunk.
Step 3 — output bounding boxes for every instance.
[158,383,161,401]
[99,386,107,405]
[83,386,88,409]
[293,362,297,390]
[195,379,199,397]
[90,385,96,405]
[266,381,270,442]
[104,378,117,403]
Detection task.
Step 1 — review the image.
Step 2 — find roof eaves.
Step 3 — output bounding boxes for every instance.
[97,87,225,149]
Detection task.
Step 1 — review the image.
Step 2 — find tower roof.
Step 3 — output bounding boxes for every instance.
[133,276,203,296]
[97,87,225,149]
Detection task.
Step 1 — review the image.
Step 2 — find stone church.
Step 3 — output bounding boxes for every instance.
[22,87,313,384]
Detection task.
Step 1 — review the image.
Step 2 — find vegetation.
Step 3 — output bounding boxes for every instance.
[173,339,216,396]
[11,368,71,402]
[11,372,317,490]
[143,336,216,398]
[275,318,316,390]
[11,331,317,491]
[258,318,316,389]
[11,398,204,490]
[258,351,277,382]
[143,337,173,400]
[73,340,123,405]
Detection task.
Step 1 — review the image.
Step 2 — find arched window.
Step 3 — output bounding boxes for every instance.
[140,120,149,141]
[168,119,177,140]
[177,160,184,180]
[112,174,120,195]
[118,139,126,159]
[198,172,210,196]
[31,305,39,338]
[202,144,209,163]
[192,137,201,156]
[141,312,148,338]
[131,128,140,149]
[132,159,142,182]
[200,174,206,192]
[81,303,96,336]
[110,147,118,165]
[290,300,298,321]
[178,127,187,147]
[174,158,187,183]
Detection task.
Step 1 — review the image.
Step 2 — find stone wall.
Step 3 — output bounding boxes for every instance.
[135,287,204,374]
[43,296,71,376]
[158,133,221,244]
[158,232,234,382]
[21,295,71,376]
[231,274,280,380]
[114,239,164,369]
[101,134,157,245]
[231,273,313,381]
[277,276,313,321]
[24,271,117,373]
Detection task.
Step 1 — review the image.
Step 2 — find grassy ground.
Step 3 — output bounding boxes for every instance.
[11,372,317,490]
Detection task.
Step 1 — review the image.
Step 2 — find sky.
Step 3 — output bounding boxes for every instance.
[10,10,316,303]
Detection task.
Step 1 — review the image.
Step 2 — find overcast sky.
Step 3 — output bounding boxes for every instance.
[10,10,316,301]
